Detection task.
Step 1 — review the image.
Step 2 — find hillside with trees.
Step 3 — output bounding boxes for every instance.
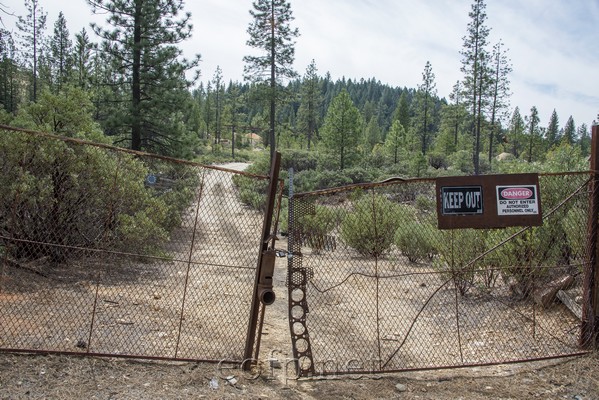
[0,0,596,191]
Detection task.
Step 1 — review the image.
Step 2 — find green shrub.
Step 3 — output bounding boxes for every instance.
[280,149,319,172]
[428,151,448,170]
[294,170,352,193]
[340,194,399,258]
[0,89,197,262]
[563,207,586,264]
[395,221,437,263]
[497,223,569,298]
[295,204,340,253]
[434,229,487,296]
[232,153,270,210]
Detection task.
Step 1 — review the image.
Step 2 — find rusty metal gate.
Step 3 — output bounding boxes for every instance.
[0,126,283,364]
[287,171,593,377]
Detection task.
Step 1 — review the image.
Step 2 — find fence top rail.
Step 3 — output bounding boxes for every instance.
[0,124,272,181]
[292,170,593,199]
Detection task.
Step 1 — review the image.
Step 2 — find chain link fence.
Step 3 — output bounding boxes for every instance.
[0,126,282,362]
[288,172,591,376]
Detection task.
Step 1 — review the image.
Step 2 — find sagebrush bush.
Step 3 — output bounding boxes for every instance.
[395,221,437,263]
[0,89,197,262]
[295,204,340,253]
[340,194,399,257]
[434,229,487,296]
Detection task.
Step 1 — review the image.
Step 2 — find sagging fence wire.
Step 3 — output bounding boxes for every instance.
[287,171,593,377]
[0,125,282,363]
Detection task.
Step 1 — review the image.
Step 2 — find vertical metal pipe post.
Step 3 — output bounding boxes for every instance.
[581,125,599,348]
[244,151,281,366]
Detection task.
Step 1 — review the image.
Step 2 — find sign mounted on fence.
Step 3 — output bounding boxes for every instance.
[496,185,539,216]
[440,186,483,215]
[436,173,542,229]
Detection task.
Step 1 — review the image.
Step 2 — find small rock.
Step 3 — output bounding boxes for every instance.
[209,377,219,390]
[395,383,407,392]
[225,376,238,385]
[153,293,161,300]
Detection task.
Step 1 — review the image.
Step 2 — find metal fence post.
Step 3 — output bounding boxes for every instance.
[581,124,599,349]
[243,151,281,367]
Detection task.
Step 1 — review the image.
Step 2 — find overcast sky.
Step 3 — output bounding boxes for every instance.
[4,0,599,128]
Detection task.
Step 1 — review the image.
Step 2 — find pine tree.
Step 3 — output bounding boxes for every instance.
[508,107,524,158]
[321,89,363,170]
[546,109,560,148]
[74,28,94,89]
[0,29,20,112]
[204,81,213,141]
[212,66,224,146]
[16,0,47,102]
[364,116,381,153]
[89,0,200,155]
[224,83,244,157]
[385,120,405,164]
[578,123,590,157]
[393,90,411,134]
[524,106,541,162]
[243,0,299,165]
[460,0,491,175]
[48,12,72,94]
[297,59,321,150]
[448,81,466,147]
[414,61,437,155]
[561,116,576,145]
[487,39,512,163]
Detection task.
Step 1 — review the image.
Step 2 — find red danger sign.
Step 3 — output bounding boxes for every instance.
[496,185,539,215]
[500,188,533,200]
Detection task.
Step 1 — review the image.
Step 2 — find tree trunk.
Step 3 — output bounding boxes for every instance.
[131,0,142,151]
[269,0,276,166]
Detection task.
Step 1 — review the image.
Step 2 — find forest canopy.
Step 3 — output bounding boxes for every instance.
[0,0,595,181]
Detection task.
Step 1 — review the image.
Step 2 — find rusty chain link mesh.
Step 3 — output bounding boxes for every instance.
[288,173,591,376]
[0,127,281,362]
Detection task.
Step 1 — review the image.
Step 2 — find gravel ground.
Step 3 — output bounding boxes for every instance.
[0,351,598,399]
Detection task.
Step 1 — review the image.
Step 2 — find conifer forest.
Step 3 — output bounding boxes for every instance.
[0,0,596,190]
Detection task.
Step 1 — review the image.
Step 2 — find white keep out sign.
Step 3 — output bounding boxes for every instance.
[496,185,539,216]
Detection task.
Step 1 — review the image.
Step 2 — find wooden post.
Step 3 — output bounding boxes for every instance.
[581,124,599,349]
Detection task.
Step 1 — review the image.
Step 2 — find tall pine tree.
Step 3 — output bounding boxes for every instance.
[460,0,491,175]
[16,0,47,102]
[297,59,321,150]
[211,66,224,146]
[414,61,437,155]
[49,12,72,93]
[562,116,576,145]
[487,39,511,163]
[508,106,525,158]
[525,106,541,162]
[244,0,299,165]
[321,89,362,170]
[74,28,94,89]
[89,0,200,155]
[0,29,20,112]
[546,109,560,149]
